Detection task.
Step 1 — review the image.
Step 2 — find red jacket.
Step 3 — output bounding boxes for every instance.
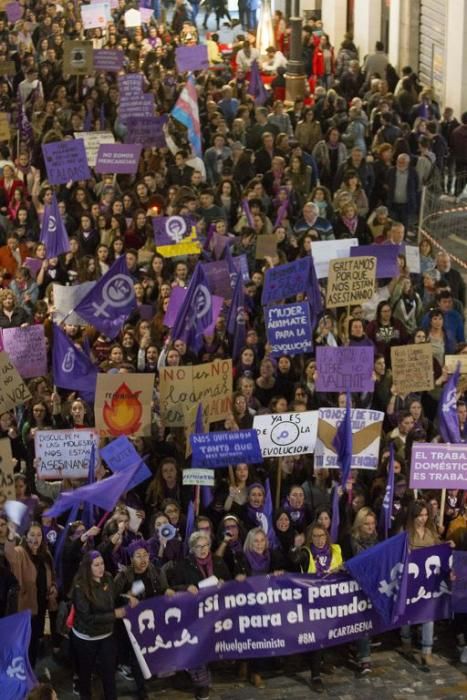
[312,47,335,77]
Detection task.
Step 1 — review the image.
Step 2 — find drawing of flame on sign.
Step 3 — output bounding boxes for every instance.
[103,382,143,435]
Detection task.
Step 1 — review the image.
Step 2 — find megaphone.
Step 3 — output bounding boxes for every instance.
[4,500,28,527]
[158,523,176,541]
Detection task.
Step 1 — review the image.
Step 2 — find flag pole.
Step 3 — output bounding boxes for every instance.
[228,466,235,485]
[439,489,446,529]
[275,461,281,510]
[194,485,200,516]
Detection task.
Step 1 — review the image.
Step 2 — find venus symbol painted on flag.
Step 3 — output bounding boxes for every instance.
[103,382,143,435]
[92,274,134,318]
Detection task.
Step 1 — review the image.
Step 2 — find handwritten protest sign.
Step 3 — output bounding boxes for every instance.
[95,374,154,437]
[0,113,10,141]
[53,281,96,325]
[93,48,125,72]
[123,116,168,148]
[255,234,278,260]
[253,411,319,457]
[74,131,115,167]
[391,344,434,393]
[326,256,376,308]
[0,438,14,500]
[182,469,215,487]
[81,1,111,29]
[262,258,312,305]
[0,352,32,411]
[404,245,421,273]
[191,429,263,468]
[95,143,142,174]
[160,359,232,427]
[35,429,99,480]
[42,140,91,185]
[3,326,47,379]
[315,346,374,392]
[175,45,209,72]
[410,443,467,489]
[118,75,154,122]
[100,435,151,489]
[350,244,399,278]
[0,60,15,76]
[314,407,383,470]
[63,40,93,75]
[311,239,359,279]
[445,355,467,374]
[266,302,313,357]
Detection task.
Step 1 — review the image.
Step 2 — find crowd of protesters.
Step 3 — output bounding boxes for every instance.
[0,2,466,700]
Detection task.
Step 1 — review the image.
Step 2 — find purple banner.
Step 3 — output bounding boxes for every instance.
[124,545,451,677]
[175,45,209,72]
[410,443,467,489]
[42,140,91,185]
[95,143,142,174]
[266,302,313,357]
[350,244,400,279]
[3,326,47,378]
[93,48,125,72]
[452,551,467,613]
[262,258,311,306]
[316,346,375,392]
[123,116,168,148]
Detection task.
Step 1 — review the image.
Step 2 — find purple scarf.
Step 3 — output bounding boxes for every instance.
[244,548,271,576]
[195,552,214,579]
[282,500,305,527]
[310,544,332,577]
[342,215,358,233]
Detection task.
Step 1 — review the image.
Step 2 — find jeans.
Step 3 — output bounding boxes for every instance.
[71,631,117,700]
[356,636,371,663]
[400,621,434,653]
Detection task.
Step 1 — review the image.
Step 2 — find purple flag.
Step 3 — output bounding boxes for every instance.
[17,97,34,148]
[192,404,214,509]
[227,272,246,362]
[100,435,152,490]
[175,45,209,72]
[153,216,193,246]
[0,611,37,699]
[264,478,279,548]
[438,362,461,443]
[99,104,106,130]
[452,551,467,613]
[82,443,96,528]
[74,256,136,339]
[379,443,395,539]
[274,199,288,227]
[330,485,340,543]
[346,533,410,624]
[45,459,142,518]
[332,391,352,488]
[247,60,268,106]
[54,501,81,588]
[40,193,71,258]
[241,198,254,227]
[171,263,215,352]
[184,500,195,555]
[52,324,98,398]
[306,254,323,343]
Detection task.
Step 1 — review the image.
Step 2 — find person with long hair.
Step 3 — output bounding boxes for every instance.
[5,520,57,667]
[71,550,136,699]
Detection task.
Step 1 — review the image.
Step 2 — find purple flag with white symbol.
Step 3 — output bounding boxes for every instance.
[153,215,193,246]
[170,263,217,351]
[247,60,268,105]
[74,256,136,339]
[40,193,71,258]
[0,611,37,700]
[227,272,246,362]
[438,362,461,443]
[52,324,98,398]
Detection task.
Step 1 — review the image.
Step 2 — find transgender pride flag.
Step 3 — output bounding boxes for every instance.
[171,76,202,157]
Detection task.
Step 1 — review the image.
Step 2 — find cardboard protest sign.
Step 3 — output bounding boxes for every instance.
[182,469,215,487]
[391,344,434,394]
[0,61,15,76]
[95,374,154,437]
[191,429,263,468]
[95,143,142,174]
[0,352,32,411]
[2,326,47,379]
[315,346,374,392]
[52,281,96,326]
[0,113,10,141]
[42,140,91,185]
[410,443,467,489]
[93,48,125,72]
[35,429,99,480]
[123,115,167,148]
[266,302,313,357]
[100,435,152,489]
[311,239,359,279]
[175,45,209,72]
[253,411,319,457]
[255,234,277,260]
[63,40,93,75]
[326,256,376,308]
[314,407,383,470]
[350,244,400,278]
[81,1,111,29]
[262,258,312,305]
[0,437,14,500]
[159,359,232,427]
[445,355,467,374]
[74,131,115,168]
